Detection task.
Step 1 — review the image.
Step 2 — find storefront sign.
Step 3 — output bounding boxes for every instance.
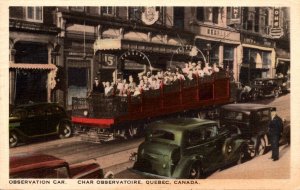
[142,7,159,25]
[242,34,275,47]
[199,26,240,42]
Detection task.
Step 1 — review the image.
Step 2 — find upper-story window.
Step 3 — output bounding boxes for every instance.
[26,7,43,22]
[174,7,184,30]
[196,7,219,24]
[128,7,142,21]
[101,6,115,16]
[69,7,85,12]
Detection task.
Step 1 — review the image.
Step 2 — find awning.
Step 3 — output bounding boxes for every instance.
[94,38,184,55]
[9,63,57,70]
[195,35,240,45]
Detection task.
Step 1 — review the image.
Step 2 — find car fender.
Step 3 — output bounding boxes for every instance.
[171,156,202,178]
[222,138,245,158]
[9,127,28,141]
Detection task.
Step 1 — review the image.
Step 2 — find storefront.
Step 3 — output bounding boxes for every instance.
[194,25,240,81]
[239,33,276,84]
[9,40,57,106]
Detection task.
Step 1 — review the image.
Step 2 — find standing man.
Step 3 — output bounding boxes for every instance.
[268,107,283,161]
[92,77,104,94]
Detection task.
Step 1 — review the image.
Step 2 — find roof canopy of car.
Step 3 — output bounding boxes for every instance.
[221,104,274,113]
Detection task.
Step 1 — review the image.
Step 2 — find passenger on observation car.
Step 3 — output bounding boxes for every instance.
[128,75,136,93]
[104,82,114,97]
[203,62,212,76]
[212,63,220,73]
[92,77,104,94]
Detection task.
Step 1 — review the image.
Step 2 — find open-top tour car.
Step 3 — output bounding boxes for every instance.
[132,118,247,179]
[72,71,232,143]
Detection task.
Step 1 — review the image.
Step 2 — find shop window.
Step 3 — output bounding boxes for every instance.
[128,7,142,21]
[26,7,43,22]
[101,6,115,16]
[173,7,184,30]
[224,46,234,70]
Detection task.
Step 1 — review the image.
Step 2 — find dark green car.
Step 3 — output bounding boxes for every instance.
[133,118,247,179]
[9,103,72,148]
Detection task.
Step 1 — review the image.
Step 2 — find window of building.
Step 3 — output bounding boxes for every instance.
[242,8,248,30]
[212,7,219,24]
[128,7,142,21]
[254,7,260,32]
[173,7,184,30]
[196,7,204,21]
[26,7,43,22]
[101,6,115,16]
[224,45,234,70]
[69,7,85,12]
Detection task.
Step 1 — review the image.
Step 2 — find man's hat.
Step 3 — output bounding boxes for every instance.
[270,107,277,112]
[94,77,99,80]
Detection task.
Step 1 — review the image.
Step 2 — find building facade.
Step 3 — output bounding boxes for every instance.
[9,7,60,106]
[8,6,290,108]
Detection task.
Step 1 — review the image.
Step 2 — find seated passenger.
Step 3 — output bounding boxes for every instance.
[212,63,220,73]
[203,62,212,76]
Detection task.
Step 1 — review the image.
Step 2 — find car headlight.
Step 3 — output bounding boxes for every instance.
[83,110,88,116]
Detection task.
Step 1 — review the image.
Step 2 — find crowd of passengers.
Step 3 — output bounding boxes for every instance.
[92,61,225,97]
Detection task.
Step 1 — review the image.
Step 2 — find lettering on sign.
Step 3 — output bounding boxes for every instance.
[206,28,230,38]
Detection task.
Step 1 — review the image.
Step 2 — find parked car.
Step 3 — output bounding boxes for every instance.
[250,78,287,100]
[219,103,289,158]
[10,153,113,178]
[9,102,72,148]
[132,118,247,179]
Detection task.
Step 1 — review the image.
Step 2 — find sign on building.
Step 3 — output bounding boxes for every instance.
[270,7,283,38]
[142,7,159,25]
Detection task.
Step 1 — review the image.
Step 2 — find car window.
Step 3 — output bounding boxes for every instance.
[10,109,27,118]
[47,106,64,115]
[222,110,248,122]
[256,110,270,122]
[27,107,45,117]
[186,129,206,146]
[149,130,175,141]
[11,166,69,178]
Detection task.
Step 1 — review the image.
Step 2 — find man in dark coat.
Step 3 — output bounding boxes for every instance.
[268,107,283,161]
[92,77,104,94]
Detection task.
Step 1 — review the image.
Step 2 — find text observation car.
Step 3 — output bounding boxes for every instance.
[9,102,73,148]
[219,103,289,157]
[132,118,247,179]
[250,77,288,100]
[10,153,113,178]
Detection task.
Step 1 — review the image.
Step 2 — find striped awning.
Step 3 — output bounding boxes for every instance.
[9,63,57,70]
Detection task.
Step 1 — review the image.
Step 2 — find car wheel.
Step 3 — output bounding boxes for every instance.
[256,137,266,156]
[9,132,19,148]
[59,122,73,139]
[188,163,201,179]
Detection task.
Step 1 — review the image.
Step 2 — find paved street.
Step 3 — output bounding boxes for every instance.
[10,93,290,179]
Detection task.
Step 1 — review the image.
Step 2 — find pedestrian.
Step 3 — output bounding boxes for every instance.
[92,77,104,94]
[268,107,283,161]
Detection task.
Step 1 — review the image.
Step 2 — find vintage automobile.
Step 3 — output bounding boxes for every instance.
[10,153,113,178]
[132,118,247,179]
[220,103,289,157]
[250,77,288,100]
[9,102,73,148]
